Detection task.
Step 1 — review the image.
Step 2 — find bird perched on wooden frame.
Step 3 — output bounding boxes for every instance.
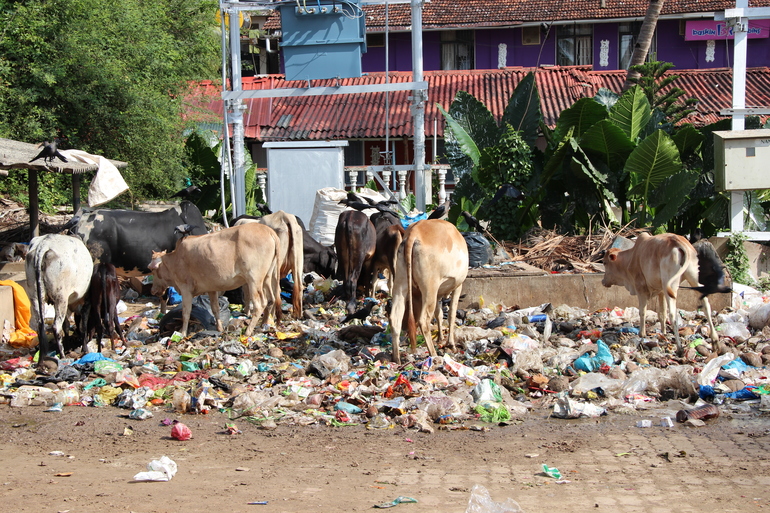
[29,139,68,165]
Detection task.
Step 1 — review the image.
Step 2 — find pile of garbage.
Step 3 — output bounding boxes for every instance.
[2,280,770,432]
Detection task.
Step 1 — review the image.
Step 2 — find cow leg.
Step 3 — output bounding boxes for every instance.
[51,298,69,357]
[445,285,463,351]
[638,296,649,341]
[389,275,408,366]
[209,292,223,332]
[700,297,718,340]
[433,299,444,348]
[180,292,193,337]
[419,291,438,357]
[244,280,263,336]
[664,290,682,353]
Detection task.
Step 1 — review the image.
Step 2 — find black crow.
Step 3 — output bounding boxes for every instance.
[428,198,451,220]
[488,183,524,206]
[171,185,201,199]
[29,139,68,165]
[340,299,377,324]
[461,211,484,232]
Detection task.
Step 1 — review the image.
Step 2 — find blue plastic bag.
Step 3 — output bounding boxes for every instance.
[166,286,182,305]
[400,212,427,229]
[574,340,614,372]
[724,387,759,400]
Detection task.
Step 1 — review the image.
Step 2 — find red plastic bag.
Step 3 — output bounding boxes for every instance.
[171,421,192,441]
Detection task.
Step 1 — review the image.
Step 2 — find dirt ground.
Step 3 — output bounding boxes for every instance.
[1,400,770,513]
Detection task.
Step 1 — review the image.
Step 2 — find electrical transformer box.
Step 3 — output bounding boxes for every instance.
[279,0,367,82]
[714,129,770,191]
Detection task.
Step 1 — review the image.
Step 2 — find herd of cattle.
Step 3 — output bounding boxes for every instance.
[22,198,730,367]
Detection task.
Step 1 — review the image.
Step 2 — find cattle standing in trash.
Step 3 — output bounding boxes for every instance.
[601,232,718,352]
[84,262,126,352]
[65,201,208,311]
[148,223,281,338]
[389,219,469,364]
[334,210,377,314]
[25,234,94,359]
[234,211,304,317]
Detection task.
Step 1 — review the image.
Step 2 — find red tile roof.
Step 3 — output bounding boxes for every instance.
[188,66,770,140]
[264,0,770,32]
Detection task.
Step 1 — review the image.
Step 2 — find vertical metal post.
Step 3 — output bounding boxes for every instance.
[411,0,428,211]
[72,174,81,214]
[729,0,748,234]
[229,7,246,217]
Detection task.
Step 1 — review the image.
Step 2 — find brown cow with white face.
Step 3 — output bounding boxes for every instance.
[602,232,718,352]
[388,220,469,364]
[149,223,281,338]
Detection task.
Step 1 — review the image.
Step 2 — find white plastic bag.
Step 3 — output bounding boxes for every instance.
[133,456,178,482]
[697,352,735,387]
[465,484,524,513]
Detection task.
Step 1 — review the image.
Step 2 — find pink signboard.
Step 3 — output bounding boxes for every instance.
[685,19,770,40]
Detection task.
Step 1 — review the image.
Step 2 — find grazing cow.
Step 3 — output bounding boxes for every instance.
[84,263,126,352]
[148,223,281,338]
[65,201,208,310]
[602,232,718,352]
[371,223,405,293]
[334,210,377,314]
[25,234,94,359]
[231,213,336,279]
[389,220,469,364]
[234,211,304,317]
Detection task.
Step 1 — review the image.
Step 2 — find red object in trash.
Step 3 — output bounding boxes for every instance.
[171,421,192,441]
[578,329,602,341]
[384,373,413,398]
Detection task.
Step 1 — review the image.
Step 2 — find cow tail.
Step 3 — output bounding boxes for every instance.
[34,248,48,352]
[290,220,303,317]
[406,235,417,348]
[272,235,282,322]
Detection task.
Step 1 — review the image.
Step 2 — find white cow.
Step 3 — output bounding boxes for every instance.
[389,220,469,364]
[25,234,94,358]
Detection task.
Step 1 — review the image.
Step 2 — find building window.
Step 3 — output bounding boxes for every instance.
[344,140,364,166]
[441,30,474,70]
[619,22,657,70]
[556,24,592,66]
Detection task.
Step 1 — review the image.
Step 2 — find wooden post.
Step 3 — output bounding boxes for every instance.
[72,173,81,213]
[28,168,39,240]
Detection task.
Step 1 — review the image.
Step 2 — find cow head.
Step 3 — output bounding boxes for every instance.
[148,251,169,296]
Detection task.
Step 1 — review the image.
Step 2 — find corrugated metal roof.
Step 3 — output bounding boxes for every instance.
[188,67,770,140]
[263,0,770,31]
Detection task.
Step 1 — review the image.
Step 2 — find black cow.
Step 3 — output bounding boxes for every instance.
[66,201,207,276]
[65,201,208,310]
[84,263,126,353]
[334,210,377,314]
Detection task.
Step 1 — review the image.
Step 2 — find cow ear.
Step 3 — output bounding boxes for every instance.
[608,251,618,262]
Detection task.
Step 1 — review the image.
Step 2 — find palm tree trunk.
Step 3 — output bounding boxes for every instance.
[622,0,665,91]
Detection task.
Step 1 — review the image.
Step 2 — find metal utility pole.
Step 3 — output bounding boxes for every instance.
[411,0,429,211]
[229,6,246,218]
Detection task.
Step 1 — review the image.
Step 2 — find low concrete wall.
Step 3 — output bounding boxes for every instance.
[459,272,732,313]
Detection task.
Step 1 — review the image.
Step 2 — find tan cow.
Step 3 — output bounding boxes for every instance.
[389,220,469,364]
[602,232,718,352]
[149,223,281,338]
[234,211,304,317]
[371,223,405,294]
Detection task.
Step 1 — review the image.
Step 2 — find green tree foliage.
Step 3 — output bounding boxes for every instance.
[0,0,221,202]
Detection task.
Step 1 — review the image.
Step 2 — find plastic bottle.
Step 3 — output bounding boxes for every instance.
[676,404,720,423]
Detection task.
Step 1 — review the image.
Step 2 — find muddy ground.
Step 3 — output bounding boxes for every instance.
[1,400,769,513]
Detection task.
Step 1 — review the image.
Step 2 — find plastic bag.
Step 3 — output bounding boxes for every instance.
[465,484,523,513]
[552,392,606,418]
[463,232,494,268]
[697,352,735,386]
[171,421,192,441]
[570,372,623,398]
[717,322,751,341]
[573,340,614,372]
[472,379,503,404]
[309,349,351,379]
[133,456,178,482]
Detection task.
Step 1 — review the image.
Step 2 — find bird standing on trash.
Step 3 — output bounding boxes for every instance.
[29,139,68,165]
[340,299,377,324]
